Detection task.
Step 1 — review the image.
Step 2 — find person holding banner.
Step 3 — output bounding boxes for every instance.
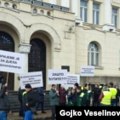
[22,84,36,120]
[0,83,10,120]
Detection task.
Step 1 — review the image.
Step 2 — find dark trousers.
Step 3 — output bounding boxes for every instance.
[111,99,117,106]
[36,102,44,112]
[59,103,66,106]
[51,106,56,120]
[19,103,24,117]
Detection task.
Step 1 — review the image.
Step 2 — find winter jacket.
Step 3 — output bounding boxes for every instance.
[22,90,36,111]
[0,87,10,112]
[59,88,66,104]
[67,93,77,106]
[36,87,45,102]
[49,89,59,106]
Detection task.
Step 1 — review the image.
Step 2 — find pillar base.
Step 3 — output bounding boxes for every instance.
[19,43,31,53]
[75,19,83,26]
[102,24,116,32]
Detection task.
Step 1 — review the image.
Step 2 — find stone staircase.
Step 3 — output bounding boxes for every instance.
[8,91,51,112]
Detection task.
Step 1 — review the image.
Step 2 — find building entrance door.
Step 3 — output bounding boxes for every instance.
[0,31,15,90]
[28,39,46,88]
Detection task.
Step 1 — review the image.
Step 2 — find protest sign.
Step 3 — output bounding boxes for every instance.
[20,71,43,89]
[0,50,26,74]
[80,66,95,77]
[48,69,68,84]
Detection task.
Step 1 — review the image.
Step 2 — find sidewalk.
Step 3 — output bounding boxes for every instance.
[8,110,52,120]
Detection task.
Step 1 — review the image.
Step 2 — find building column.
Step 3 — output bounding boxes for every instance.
[88,0,93,24]
[104,0,111,25]
[70,0,80,19]
[99,2,104,25]
[18,43,31,72]
[48,0,56,4]
[103,0,115,31]
[56,0,60,6]
[118,8,120,29]
[61,0,70,8]
[14,43,31,90]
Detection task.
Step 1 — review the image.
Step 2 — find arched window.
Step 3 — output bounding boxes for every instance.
[0,31,14,90]
[88,42,100,66]
[0,31,14,51]
[29,39,46,88]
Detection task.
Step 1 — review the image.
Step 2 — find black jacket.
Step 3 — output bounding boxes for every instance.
[0,87,10,112]
[22,89,36,111]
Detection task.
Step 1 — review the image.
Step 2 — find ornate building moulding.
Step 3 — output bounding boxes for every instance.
[0,12,25,43]
[27,23,61,51]
[112,0,120,4]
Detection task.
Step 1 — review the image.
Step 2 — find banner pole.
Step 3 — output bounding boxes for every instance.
[6,72,9,84]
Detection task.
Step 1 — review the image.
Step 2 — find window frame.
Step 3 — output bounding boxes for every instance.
[80,0,88,22]
[88,42,100,66]
[112,7,118,28]
[93,2,100,25]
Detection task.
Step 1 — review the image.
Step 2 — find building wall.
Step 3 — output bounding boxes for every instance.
[76,25,120,85]
[0,0,120,90]
[0,0,75,90]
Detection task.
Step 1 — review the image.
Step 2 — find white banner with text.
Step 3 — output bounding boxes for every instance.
[0,50,26,74]
[20,71,43,89]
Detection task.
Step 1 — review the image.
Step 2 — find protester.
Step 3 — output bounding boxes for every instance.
[18,87,24,117]
[76,86,81,106]
[58,84,66,106]
[66,87,73,106]
[116,86,120,106]
[74,83,79,92]
[35,87,46,113]
[108,82,117,106]
[22,84,36,120]
[69,88,77,106]
[92,84,101,106]
[49,84,59,120]
[0,75,4,90]
[0,83,10,120]
[79,86,88,106]
[99,86,112,106]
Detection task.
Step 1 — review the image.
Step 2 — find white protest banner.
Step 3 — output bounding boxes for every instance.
[80,66,95,76]
[20,71,43,89]
[48,69,68,84]
[67,74,80,85]
[0,50,26,74]
[63,74,80,89]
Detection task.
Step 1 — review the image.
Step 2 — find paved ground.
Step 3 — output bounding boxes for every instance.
[8,110,52,120]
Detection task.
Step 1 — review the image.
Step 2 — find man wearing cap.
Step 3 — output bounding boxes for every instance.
[22,84,36,120]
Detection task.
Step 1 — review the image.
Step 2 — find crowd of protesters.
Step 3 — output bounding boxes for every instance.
[0,73,120,120]
[49,82,120,120]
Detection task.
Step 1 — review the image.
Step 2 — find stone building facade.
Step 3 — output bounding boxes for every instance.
[0,0,120,90]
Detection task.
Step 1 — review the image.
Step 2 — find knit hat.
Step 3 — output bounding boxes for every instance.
[25,84,32,88]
